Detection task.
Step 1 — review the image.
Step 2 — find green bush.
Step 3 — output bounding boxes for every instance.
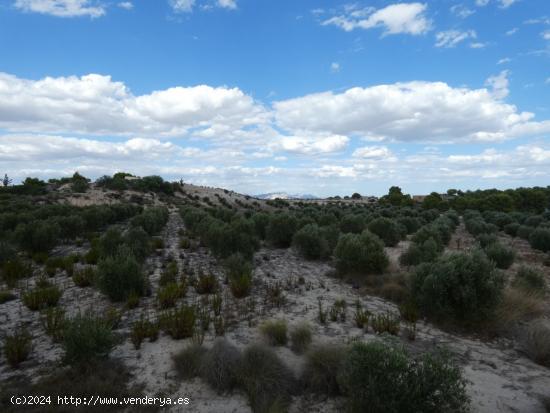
[529,228,550,252]
[195,272,219,295]
[334,231,389,275]
[157,282,185,309]
[368,217,402,247]
[397,216,422,234]
[123,226,151,262]
[289,322,312,354]
[301,344,346,396]
[476,233,498,248]
[130,316,159,349]
[484,242,515,269]
[504,222,520,237]
[399,238,440,266]
[260,319,288,346]
[41,307,66,342]
[159,261,178,286]
[62,312,116,364]
[292,224,330,260]
[0,290,16,304]
[1,258,31,288]
[14,221,59,253]
[411,225,444,251]
[201,339,242,394]
[97,251,145,302]
[517,225,534,240]
[225,254,253,298]
[130,207,169,235]
[340,214,365,234]
[72,266,96,287]
[238,344,295,413]
[513,266,546,294]
[266,213,298,248]
[22,284,62,311]
[411,250,504,324]
[159,305,196,339]
[3,327,32,368]
[337,340,469,413]
[173,343,207,379]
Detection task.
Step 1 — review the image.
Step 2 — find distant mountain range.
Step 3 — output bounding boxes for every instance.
[255,192,318,200]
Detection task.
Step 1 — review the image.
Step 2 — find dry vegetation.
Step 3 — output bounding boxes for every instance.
[1,174,550,412]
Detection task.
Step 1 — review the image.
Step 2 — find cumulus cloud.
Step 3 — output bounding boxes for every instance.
[169,0,195,13]
[506,28,518,35]
[0,72,268,138]
[217,0,236,9]
[542,30,550,40]
[485,70,510,99]
[450,4,475,18]
[274,81,550,143]
[118,1,132,10]
[476,0,517,7]
[352,146,393,159]
[498,57,511,65]
[330,62,341,73]
[14,0,105,18]
[435,30,476,48]
[276,135,349,155]
[322,3,432,36]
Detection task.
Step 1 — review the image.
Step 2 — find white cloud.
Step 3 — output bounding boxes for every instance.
[322,3,432,36]
[117,1,132,10]
[470,42,488,49]
[274,80,550,143]
[277,135,349,155]
[497,57,511,65]
[330,62,341,73]
[506,28,518,35]
[476,0,518,7]
[217,0,236,9]
[450,4,475,18]
[14,0,105,18]
[485,70,510,99]
[545,78,550,85]
[0,72,268,138]
[169,0,195,13]
[542,30,550,40]
[435,30,476,48]
[352,146,393,159]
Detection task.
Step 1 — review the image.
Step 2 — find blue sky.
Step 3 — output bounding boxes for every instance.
[0,0,549,196]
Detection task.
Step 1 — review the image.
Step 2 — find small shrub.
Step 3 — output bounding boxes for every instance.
[353,301,370,329]
[337,340,469,413]
[22,284,62,311]
[3,327,32,368]
[290,322,312,354]
[126,291,140,309]
[195,272,218,295]
[130,316,159,349]
[41,307,66,342]
[159,261,178,286]
[494,288,544,327]
[517,225,535,240]
[238,344,295,413]
[151,237,164,250]
[173,344,207,379]
[201,339,242,394]
[334,231,389,275]
[371,312,400,335]
[260,319,288,346]
[160,305,196,339]
[530,228,550,253]
[329,299,347,322]
[513,266,546,294]
[522,320,550,367]
[0,290,16,304]
[504,222,520,237]
[97,251,145,302]
[477,233,498,248]
[301,344,346,396]
[484,242,515,269]
[399,238,440,266]
[225,254,253,298]
[157,282,185,309]
[1,258,31,288]
[72,266,95,287]
[266,213,298,248]
[62,312,115,364]
[179,237,190,249]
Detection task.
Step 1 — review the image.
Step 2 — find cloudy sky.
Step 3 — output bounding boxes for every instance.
[0,0,549,196]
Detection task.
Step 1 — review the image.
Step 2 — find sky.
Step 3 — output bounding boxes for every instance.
[0,0,549,196]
